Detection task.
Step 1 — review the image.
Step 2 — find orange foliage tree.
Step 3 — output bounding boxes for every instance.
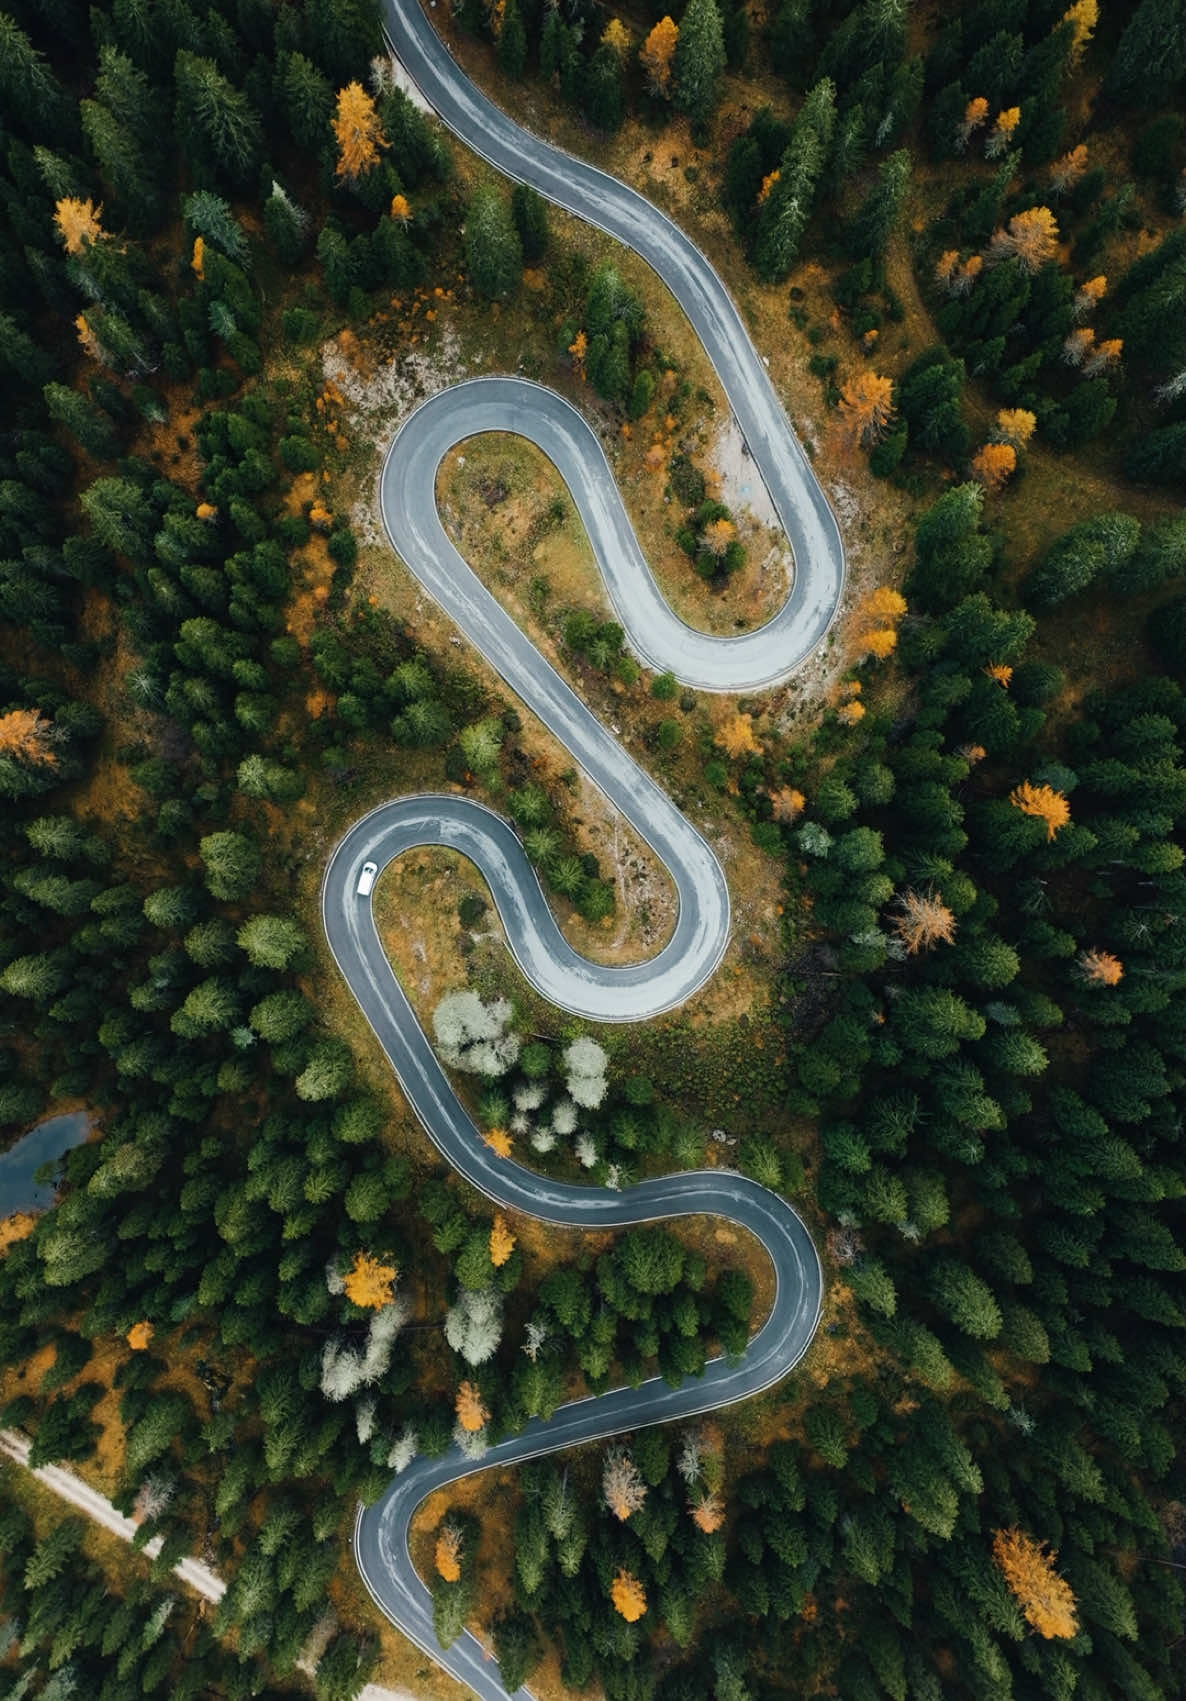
[390,193,412,224]
[639,17,679,97]
[1050,143,1088,196]
[568,328,588,379]
[984,662,1014,686]
[770,786,805,823]
[837,698,866,726]
[990,207,1059,273]
[435,1523,463,1582]
[757,168,780,205]
[0,709,57,768]
[1011,781,1071,840]
[54,197,103,254]
[1074,274,1106,316]
[191,235,205,280]
[483,1128,513,1158]
[611,1569,647,1621]
[333,83,388,181]
[489,1214,516,1267]
[1084,337,1122,377]
[1078,948,1124,986]
[956,96,989,150]
[972,442,1017,492]
[894,890,957,953]
[126,1321,154,1350]
[690,1493,725,1532]
[992,1528,1079,1639]
[343,1250,398,1309]
[455,1381,490,1433]
[838,371,895,447]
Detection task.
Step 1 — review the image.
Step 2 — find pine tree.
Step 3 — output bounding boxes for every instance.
[673,0,727,127]
[464,187,522,300]
[278,50,336,153]
[1106,0,1186,104]
[848,150,911,258]
[753,78,835,280]
[174,52,264,189]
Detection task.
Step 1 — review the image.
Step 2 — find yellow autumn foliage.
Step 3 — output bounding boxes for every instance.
[343,1251,398,1310]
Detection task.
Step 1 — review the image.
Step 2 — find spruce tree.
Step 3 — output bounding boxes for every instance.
[464,187,523,300]
[673,0,727,128]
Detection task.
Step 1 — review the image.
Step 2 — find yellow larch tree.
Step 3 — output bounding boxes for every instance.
[54,197,103,254]
[1078,948,1124,986]
[972,442,1017,492]
[126,1321,154,1350]
[838,371,896,448]
[992,1528,1079,1639]
[390,193,412,224]
[455,1381,490,1433]
[191,236,205,280]
[959,742,988,764]
[611,1570,647,1621]
[435,1523,463,1582]
[984,662,1014,686]
[75,313,101,360]
[639,16,679,97]
[986,106,1021,157]
[1062,0,1097,62]
[957,96,989,150]
[568,328,588,379]
[758,168,781,205]
[837,698,866,725]
[863,587,907,623]
[333,83,388,181]
[490,1214,516,1267]
[601,17,632,56]
[483,1128,513,1158]
[995,408,1036,448]
[863,628,898,659]
[196,501,218,522]
[894,890,957,954]
[343,1251,398,1309]
[990,207,1059,273]
[715,712,761,760]
[702,517,737,558]
[0,709,56,768]
[1011,780,1071,840]
[1050,143,1088,196]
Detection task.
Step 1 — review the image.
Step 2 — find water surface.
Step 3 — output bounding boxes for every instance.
[0,1111,91,1214]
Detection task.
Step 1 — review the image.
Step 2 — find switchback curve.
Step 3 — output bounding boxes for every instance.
[324,7,839,1695]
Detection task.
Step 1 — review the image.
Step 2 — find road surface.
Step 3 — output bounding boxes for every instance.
[324,6,842,1696]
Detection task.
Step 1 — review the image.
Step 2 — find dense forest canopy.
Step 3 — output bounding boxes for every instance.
[0,0,1184,1698]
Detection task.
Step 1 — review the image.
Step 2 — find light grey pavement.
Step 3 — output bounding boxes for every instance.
[378,0,846,672]
[325,6,840,1696]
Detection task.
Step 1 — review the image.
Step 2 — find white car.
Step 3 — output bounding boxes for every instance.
[356,861,378,897]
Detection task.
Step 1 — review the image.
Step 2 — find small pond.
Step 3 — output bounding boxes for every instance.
[0,1111,91,1215]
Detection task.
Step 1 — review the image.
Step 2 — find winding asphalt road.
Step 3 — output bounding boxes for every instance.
[322,6,841,1696]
